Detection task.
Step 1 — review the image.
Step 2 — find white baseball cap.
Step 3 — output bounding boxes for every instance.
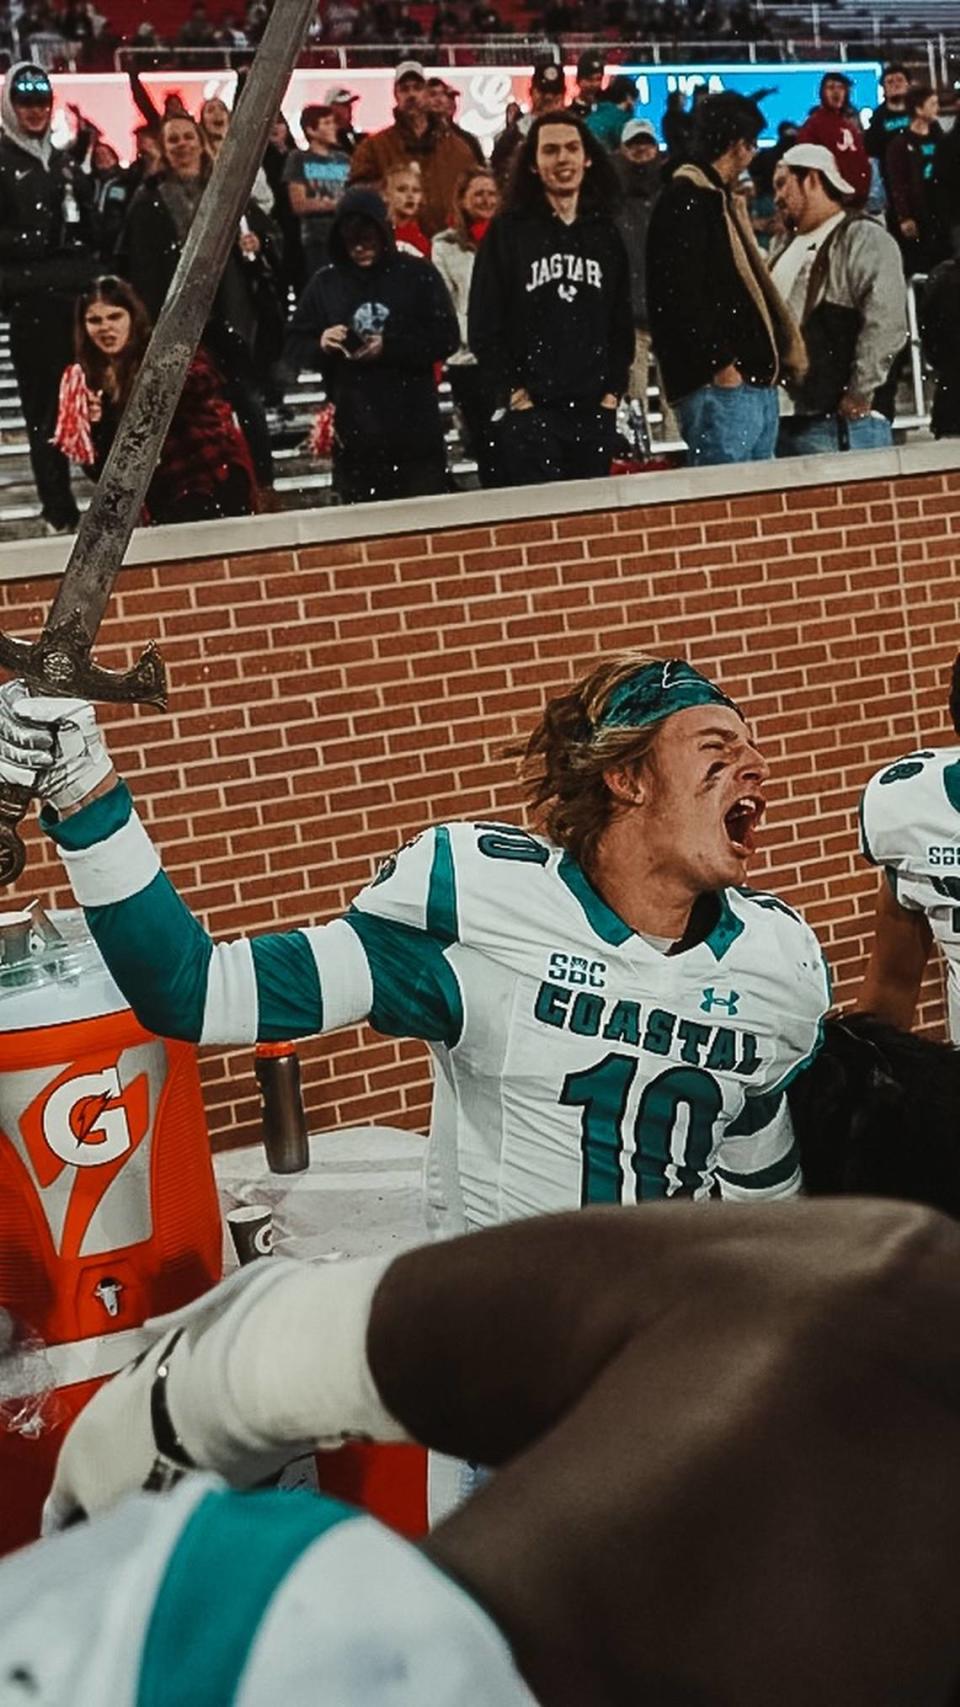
[394,60,426,84]
[621,118,658,145]
[779,142,855,198]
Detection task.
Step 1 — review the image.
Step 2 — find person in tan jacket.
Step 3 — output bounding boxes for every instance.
[348,60,477,238]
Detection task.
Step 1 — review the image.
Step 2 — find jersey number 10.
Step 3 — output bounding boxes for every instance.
[560,1052,723,1202]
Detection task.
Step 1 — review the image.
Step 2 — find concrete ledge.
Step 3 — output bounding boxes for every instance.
[1,434,957,584]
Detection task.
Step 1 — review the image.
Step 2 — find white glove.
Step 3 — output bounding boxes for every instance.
[43,1253,408,1532]
[0,678,56,789]
[16,693,113,812]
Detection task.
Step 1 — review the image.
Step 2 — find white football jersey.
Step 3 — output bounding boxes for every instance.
[860,746,960,1040]
[344,821,831,1233]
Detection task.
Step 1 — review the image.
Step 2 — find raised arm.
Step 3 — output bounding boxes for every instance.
[856,871,933,1028]
[0,691,456,1049]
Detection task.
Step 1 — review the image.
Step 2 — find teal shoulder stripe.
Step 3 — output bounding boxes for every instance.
[344,907,464,1046]
[704,892,745,962]
[86,869,212,1042]
[251,931,323,1040]
[716,1142,799,1191]
[426,825,459,946]
[557,853,633,947]
[42,778,133,849]
[724,1086,784,1138]
[138,1487,358,1707]
[858,791,876,864]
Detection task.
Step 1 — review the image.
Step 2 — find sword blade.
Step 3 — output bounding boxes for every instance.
[47,0,318,641]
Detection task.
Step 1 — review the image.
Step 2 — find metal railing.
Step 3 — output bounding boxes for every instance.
[110,34,947,73]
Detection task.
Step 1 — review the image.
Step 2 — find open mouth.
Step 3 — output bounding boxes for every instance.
[723,795,765,857]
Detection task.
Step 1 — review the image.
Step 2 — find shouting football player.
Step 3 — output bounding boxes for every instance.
[0,654,829,1224]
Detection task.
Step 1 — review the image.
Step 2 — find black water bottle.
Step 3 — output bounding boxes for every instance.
[254,1043,309,1174]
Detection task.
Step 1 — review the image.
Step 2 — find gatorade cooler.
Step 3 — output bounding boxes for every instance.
[0,908,222,1554]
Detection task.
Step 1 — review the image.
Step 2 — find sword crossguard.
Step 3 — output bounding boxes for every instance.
[0,608,168,888]
[0,609,168,709]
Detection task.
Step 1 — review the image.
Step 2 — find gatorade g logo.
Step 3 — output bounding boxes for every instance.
[19,1056,151,1259]
[42,1067,137,1168]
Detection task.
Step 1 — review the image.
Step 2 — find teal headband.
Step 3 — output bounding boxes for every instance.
[596,660,740,732]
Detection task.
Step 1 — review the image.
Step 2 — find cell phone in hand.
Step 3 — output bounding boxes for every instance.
[343,326,365,354]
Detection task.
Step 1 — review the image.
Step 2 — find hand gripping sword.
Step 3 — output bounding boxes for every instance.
[0,0,319,886]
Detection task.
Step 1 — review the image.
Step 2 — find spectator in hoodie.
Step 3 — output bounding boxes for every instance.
[769,143,906,457]
[284,187,458,504]
[0,61,98,533]
[647,92,806,468]
[796,72,871,206]
[432,166,503,486]
[865,63,912,208]
[383,160,431,257]
[611,118,678,441]
[349,61,476,238]
[886,85,946,275]
[469,111,632,488]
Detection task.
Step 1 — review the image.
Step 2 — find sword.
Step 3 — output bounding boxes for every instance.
[0,0,319,886]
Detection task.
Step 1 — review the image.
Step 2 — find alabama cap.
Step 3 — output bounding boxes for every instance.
[780,141,855,197]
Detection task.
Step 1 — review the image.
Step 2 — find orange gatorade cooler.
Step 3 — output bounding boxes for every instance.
[0,908,221,1554]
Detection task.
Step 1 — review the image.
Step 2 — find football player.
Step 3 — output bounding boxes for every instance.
[14,1198,960,1706]
[0,654,830,1223]
[857,652,960,1038]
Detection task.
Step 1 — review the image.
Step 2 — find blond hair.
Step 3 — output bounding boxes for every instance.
[512,652,667,870]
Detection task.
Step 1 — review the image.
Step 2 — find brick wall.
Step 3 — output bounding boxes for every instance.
[4,462,958,1150]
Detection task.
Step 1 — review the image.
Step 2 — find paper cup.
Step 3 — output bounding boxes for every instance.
[226,1203,274,1265]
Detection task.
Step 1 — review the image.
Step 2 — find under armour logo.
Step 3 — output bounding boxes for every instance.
[557,282,578,302]
[701,987,740,1015]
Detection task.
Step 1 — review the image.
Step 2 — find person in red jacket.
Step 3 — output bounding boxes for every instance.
[797,71,871,205]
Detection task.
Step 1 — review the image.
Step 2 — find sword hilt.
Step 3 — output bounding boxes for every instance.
[0,778,33,885]
[0,612,167,710]
[0,609,167,888]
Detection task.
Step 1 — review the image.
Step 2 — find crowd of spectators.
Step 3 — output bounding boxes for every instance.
[0,0,778,73]
[1,48,959,530]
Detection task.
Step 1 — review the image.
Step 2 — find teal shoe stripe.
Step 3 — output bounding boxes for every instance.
[138,1488,359,1707]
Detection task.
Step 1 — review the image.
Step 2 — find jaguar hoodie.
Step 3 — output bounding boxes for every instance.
[468,201,634,408]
